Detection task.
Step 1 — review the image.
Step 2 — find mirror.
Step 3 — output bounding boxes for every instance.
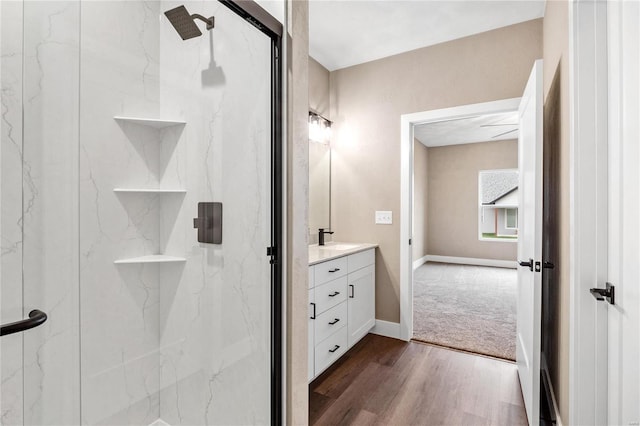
[309,140,331,238]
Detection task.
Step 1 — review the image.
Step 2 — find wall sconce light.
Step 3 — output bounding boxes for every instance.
[309,111,332,144]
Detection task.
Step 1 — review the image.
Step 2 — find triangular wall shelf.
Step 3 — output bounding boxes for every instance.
[114,116,186,129]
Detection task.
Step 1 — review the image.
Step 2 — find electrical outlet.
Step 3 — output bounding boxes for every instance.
[375,211,392,225]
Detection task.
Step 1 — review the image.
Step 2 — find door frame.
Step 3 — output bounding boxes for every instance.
[399,97,521,341]
[568,1,609,424]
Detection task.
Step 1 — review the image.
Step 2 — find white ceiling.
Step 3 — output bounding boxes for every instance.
[309,0,545,71]
[414,111,519,147]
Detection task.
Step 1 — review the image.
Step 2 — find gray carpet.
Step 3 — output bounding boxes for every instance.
[413,262,517,360]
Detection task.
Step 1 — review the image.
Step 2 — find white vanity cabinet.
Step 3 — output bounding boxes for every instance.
[308,267,315,381]
[308,247,375,381]
[347,250,376,347]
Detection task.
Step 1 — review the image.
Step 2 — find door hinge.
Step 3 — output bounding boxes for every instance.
[409,238,412,245]
[589,282,615,305]
[267,246,278,265]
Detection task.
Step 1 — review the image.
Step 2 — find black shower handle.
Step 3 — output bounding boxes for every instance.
[0,310,47,337]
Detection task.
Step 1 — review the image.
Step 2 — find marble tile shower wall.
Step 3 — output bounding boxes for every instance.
[1,2,27,425]
[80,2,163,424]
[2,2,82,424]
[1,1,272,424]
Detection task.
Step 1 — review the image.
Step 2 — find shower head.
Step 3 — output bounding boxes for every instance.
[165,5,214,40]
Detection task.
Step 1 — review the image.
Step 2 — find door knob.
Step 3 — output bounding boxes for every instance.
[518,258,534,271]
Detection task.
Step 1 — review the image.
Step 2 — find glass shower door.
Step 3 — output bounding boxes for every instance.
[1,1,82,424]
[1,1,281,424]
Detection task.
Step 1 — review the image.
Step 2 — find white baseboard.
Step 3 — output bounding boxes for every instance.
[371,320,401,339]
[541,354,563,426]
[424,255,517,269]
[413,254,429,270]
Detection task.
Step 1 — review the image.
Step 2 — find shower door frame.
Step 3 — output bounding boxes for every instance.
[218,1,283,424]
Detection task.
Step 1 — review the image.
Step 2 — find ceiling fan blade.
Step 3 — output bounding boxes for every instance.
[492,128,519,138]
[480,123,518,127]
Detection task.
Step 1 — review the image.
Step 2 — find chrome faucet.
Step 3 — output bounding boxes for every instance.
[318,228,334,246]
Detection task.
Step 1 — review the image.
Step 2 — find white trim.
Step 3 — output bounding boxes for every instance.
[424,255,517,269]
[370,320,402,340]
[400,113,413,341]
[412,254,429,270]
[478,237,518,243]
[568,1,609,425]
[541,355,564,426]
[400,98,521,341]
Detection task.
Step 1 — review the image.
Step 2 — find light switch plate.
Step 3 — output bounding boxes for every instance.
[375,210,392,225]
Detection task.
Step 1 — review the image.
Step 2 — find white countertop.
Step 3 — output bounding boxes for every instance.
[308,242,378,266]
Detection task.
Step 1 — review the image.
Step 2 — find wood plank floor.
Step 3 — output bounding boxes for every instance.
[309,334,527,425]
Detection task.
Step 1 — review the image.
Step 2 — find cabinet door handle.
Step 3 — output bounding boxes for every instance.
[328,268,340,273]
[328,291,340,297]
[329,345,340,353]
[349,284,354,298]
[328,318,340,325]
[310,302,316,320]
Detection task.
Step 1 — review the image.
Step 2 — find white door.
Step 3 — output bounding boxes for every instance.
[606,2,640,424]
[516,59,543,426]
[347,264,375,347]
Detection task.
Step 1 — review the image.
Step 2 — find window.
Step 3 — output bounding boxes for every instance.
[478,169,518,242]
[505,208,518,229]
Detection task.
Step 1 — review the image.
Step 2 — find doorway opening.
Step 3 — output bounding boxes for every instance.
[409,107,520,360]
[399,97,521,343]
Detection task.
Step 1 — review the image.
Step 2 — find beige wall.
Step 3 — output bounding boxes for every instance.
[286,0,309,423]
[412,139,429,260]
[542,0,570,423]
[330,19,543,322]
[309,57,330,118]
[426,140,518,260]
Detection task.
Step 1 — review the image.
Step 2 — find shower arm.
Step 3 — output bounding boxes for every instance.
[191,14,215,30]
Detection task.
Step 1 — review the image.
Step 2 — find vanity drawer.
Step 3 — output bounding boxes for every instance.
[314,256,348,285]
[314,300,347,344]
[309,265,315,289]
[348,249,375,273]
[314,326,348,376]
[314,276,348,314]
